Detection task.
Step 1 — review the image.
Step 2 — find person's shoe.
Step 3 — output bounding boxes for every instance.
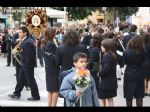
[8,93,20,100]
[6,64,10,67]
[27,96,40,101]
[25,87,30,91]
[117,78,121,80]
[144,93,148,96]
[121,72,124,75]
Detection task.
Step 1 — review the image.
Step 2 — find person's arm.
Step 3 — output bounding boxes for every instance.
[60,76,78,101]
[45,43,56,63]
[55,47,61,66]
[24,42,36,67]
[123,51,127,64]
[98,55,112,78]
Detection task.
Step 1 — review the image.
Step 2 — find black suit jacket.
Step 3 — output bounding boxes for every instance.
[98,52,118,90]
[11,33,19,48]
[55,44,86,71]
[123,49,145,81]
[20,37,36,67]
[81,34,92,48]
[88,47,100,71]
[122,32,136,49]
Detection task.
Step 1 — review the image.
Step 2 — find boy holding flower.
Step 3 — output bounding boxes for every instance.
[59,52,99,107]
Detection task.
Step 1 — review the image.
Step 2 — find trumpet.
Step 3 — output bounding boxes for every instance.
[12,41,22,65]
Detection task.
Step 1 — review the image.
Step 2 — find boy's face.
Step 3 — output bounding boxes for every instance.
[74,58,87,69]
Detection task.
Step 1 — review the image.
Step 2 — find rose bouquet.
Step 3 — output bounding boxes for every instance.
[73,68,91,93]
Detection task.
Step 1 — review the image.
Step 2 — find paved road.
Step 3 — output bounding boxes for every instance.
[0,55,149,107]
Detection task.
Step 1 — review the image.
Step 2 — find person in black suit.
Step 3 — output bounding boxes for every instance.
[11,30,29,90]
[55,28,86,106]
[8,26,40,101]
[98,38,118,107]
[4,28,12,66]
[122,24,137,49]
[41,27,59,106]
[123,35,145,107]
[80,28,92,59]
[1,30,7,57]
[87,33,103,93]
[143,33,150,97]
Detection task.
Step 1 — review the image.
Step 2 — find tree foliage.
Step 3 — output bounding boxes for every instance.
[52,7,98,20]
[107,7,139,20]
[52,7,139,21]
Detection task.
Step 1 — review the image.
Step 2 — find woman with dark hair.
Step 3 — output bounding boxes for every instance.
[87,33,103,92]
[98,38,118,106]
[56,28,86,106]
[142,33,150,97]
[41,27,59,106]
[56,28,86,84]
[123,35,145,107]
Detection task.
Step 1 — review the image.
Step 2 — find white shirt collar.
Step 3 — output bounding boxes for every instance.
[21,36,27,43]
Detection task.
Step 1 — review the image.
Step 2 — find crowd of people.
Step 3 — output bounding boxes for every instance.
[0,21,150,107]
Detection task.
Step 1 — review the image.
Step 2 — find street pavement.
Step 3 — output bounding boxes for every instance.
[0,55,149,107]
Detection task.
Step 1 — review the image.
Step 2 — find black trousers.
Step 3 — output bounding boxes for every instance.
[15,60,21,82]
[7,48,11,65]
[14,65,40,98]
[15,58,28,87]
[38,57,44,66]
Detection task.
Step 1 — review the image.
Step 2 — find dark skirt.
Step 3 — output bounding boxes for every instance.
[123,79,144,99]
[46,74,59,92]
[98,89,117,99]
[45,63,59,92]
[143,67,150,79]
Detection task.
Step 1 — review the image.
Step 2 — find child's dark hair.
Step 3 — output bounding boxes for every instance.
[73,52,87,62]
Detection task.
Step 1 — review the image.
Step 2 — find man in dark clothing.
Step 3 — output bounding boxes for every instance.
[8,26,40,101]
[122,24,137,49]
[5,32,12,66]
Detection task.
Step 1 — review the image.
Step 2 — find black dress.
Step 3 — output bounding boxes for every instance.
[44,41,59,92]
[142,44,150,79]
[123,49,145,99]
[87,47,101,93]
[98,52,118,99]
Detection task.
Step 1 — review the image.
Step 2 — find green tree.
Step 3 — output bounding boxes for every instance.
[52,7,139,21]
[107,7,139,21]
[52,7,98,20]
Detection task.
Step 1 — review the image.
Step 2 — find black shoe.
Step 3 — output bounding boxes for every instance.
[148,93,150,97]
[8,93,20,99]
[6,64,10,67]
[144,93,148,96]
[117,78,121,80]
[25,87,30,91]
[27,96,40,101]
[121,72,124,75]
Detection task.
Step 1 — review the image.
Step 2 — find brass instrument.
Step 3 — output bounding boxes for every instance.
[12,41,21,65]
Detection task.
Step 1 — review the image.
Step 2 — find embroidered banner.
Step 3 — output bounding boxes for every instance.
[25,8,47,38]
